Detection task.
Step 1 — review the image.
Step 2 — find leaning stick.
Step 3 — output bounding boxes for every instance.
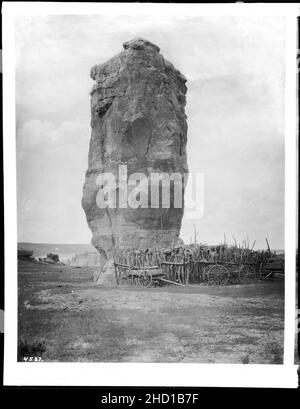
[158,277,186,287]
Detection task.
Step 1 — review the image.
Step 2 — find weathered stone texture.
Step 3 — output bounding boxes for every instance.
[82,38,188,282]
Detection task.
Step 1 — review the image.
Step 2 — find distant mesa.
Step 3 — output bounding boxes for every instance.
[17,247,34,260]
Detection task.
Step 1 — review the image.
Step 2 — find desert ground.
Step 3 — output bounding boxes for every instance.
[18,259,284,364]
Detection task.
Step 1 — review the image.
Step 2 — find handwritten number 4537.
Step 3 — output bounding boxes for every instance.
[23,356,44,362]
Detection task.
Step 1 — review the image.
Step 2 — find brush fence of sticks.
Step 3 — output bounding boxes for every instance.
[113,244,273,287]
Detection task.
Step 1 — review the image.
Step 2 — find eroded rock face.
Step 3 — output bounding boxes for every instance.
[82,38,188,283]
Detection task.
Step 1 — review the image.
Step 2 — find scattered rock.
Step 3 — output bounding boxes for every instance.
[47,253,60,263]
[38,253,65,266]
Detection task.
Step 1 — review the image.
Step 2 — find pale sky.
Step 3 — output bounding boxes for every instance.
[15,15,285,249]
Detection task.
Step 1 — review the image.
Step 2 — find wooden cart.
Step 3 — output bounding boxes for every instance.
[188,260,257,285]
[114,263,186,287]
[259,257,284,280]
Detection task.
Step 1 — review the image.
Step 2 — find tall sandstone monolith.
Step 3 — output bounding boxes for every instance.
[82,38,188,284]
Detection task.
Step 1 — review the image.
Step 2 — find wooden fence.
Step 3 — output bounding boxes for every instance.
[113,244,276,285]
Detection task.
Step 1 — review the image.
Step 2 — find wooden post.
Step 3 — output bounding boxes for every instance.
[187,263,190,285]
[266,238,271,253]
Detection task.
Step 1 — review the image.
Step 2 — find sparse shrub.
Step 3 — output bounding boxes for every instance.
[265,341,283,364]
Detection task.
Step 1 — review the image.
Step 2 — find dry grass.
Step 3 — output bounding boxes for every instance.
[18,259,284,363]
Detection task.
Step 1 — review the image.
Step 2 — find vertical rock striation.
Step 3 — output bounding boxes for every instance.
[82,38,188,284]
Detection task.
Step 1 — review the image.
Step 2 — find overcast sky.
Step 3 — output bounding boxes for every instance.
[15,15,285,249]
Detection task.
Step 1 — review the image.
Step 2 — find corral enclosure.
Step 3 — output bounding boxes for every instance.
[113,243,284,287]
